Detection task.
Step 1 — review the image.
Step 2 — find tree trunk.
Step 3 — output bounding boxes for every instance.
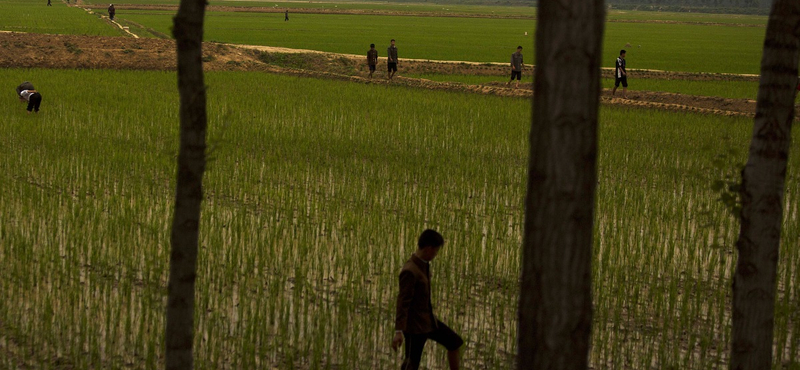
[731,1,799,369]
[165,0,208,369]
[516,0,605,369]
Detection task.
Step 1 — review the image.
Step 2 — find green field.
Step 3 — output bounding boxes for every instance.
[115,10,765,73]
[3,1,798,369]
[0,0,122,35]
[2,68,798,369]
[82,0,771,25]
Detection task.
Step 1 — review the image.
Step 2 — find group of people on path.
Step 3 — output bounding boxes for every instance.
[365,39,399,80]
[366,41,532,89]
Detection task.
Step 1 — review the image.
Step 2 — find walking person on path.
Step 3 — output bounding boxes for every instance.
[367,43,378,79]
[392,229,463,370]
[612,49,628,98]
[284,9,289,21]
[506,46,524,88]
[108,4,116,20]
[387,39,398,80]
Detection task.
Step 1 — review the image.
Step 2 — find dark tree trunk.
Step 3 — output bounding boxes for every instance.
[516,0,605,369]
[731,1,799,369]
[165,0,208,369]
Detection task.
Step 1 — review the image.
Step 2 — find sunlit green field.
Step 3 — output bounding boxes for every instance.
[81,0,770,24]
[1,69,798,369]
[115,11,765,73]
[0,0,122,35]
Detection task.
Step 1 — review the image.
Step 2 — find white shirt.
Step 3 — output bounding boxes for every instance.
[20,90,35,101]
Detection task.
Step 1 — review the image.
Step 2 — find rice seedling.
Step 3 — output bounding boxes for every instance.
[0,68,797,369]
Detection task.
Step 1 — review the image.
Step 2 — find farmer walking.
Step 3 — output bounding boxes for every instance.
[506,46,524,89]
[108,4,116,20]
[367,43,378,79]
[47,0,51,6]
[387,39,398,80]
[392,229,463,370]
[612,49,628,98]
[285,9,289,21]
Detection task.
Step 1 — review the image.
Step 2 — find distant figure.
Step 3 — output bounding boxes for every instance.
[506,46,524,89]
[392,229,463,370]
[612,49,627,98]
[387,39,398,80]
[108,4,116,21]
[17,84,42,114]
[367,43,378,79]
[47,0,52,6]
[285,9,289,21]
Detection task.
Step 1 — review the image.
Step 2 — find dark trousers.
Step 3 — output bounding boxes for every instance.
[27,93,42,112]
[401,320,463,370]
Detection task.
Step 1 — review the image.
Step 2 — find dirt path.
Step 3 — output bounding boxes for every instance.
[0,32,781,118]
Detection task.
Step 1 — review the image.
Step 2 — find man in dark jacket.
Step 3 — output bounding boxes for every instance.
[387,39,398,80]
[108,4,116,20]
[507,46,524,88]
[392,229,463,370]
[367,43,378,79]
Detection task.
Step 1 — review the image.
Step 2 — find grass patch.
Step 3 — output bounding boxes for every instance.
[0,0,122,36]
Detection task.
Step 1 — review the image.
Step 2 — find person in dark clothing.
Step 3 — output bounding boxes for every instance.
[19,88,42,114]
[506,46,524,89]
[612,49,627,98]
[108,4,116,20]
[47,0,52,6]
[285,9,289,21]
[367,44,378,79]
[387,39,398,80]
[392,229,463,370]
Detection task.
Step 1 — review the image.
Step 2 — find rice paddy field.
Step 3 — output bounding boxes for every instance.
[0,0,122,35]
[1,1,798,369]
[1,67,799,369]
[115,10,766,73]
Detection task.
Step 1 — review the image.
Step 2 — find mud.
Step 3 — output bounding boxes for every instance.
[0,32,783,119]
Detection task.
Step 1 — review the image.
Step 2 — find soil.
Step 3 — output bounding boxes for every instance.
[0,31,782,119]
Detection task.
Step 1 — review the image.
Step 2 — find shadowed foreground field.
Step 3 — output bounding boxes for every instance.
[1,69,798,369]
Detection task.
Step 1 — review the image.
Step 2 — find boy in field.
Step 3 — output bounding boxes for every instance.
[612,49,627,98]
[367,44,378,79]
[392,229,463,370]
[387,39,398,80]
[507,46,523,88]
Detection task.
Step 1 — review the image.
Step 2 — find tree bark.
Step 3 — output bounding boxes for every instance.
[731,1,799,369]
[517,0,605,369]
[165,0,208,369]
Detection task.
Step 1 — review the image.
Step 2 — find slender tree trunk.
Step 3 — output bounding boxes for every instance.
[731,1,799,369]
[517,0,605,369]
[165,0,208,369]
